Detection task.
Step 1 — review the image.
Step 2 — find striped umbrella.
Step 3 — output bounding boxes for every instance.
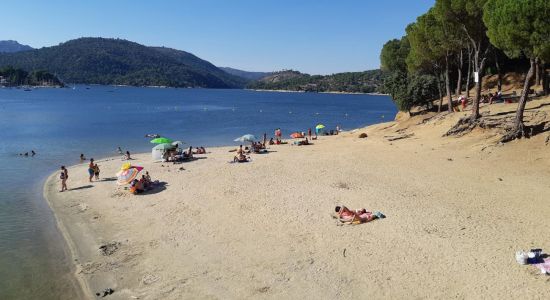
[116,166,144,185]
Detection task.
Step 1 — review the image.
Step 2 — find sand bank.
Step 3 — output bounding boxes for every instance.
[45,97,550,299]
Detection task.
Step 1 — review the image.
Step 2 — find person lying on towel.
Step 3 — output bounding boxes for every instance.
[334,206,385,224]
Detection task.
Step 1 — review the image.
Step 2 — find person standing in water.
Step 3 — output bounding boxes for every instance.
[60,166,68,192]
[88,158,95,182]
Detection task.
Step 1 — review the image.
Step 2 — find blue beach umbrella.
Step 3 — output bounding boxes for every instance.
[234,134,257,143]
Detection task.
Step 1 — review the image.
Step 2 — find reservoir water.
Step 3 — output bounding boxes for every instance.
[0,86,396,299]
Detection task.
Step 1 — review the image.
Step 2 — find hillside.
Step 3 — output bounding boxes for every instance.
[0,66,63,87]
[219,67,272,81]
[0,38,247,88]
[247,69,385,93]
[0,40,33,53]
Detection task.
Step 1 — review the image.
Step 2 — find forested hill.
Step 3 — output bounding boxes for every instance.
[246,69,385,93]
[219,67,273,81]
[0,40,33,53]
[0,38,247,88]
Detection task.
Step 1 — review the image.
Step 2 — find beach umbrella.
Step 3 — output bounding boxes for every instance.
[234,134,257,143]
[116,166,143,185]
[152,143,175,150]
[290,132,304,139]
[150,137,173,144]
[121,162,132,170]
[315,124,325,134]
[171,140,185,146]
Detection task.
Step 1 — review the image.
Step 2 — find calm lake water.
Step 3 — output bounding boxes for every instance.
[0,86,396,299]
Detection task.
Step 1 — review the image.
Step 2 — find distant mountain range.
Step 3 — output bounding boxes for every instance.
[247,69,385,93]
[0,40,33,53]
[0,38,247,88]
[0,38,385,92]
[219,67,273,81]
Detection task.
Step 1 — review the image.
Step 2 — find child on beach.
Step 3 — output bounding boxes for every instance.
[93,163,100,180]
[60,166,68,192]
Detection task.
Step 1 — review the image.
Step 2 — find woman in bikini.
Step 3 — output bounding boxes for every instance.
[60,166,68,192]
[88,159,95,182]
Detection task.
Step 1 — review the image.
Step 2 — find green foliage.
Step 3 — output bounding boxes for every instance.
[383,71,438,112]
[0,66,62,86]
[247,70,385,93]
[407,74,439,108]
[484,0,550,61]
[380,37,410,73]
[435,0,489,44]
[383,71,411,111]
[406,10,445,74]
[0,38,247,88]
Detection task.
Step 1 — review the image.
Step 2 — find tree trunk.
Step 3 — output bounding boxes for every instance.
[466,46,472,98]
[495,52,502,93]
[445,54,453,113]
[470,45,488,121]
[437,73,443,113]
[508,57,536,140]
[535,58,541,85]
[543,62,549,95]
[456,49,463,97]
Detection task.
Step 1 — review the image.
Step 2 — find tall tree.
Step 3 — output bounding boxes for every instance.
[408,8,462,113]
[436,0,491,120]
[380,37,410,74]
[484,0,550,140]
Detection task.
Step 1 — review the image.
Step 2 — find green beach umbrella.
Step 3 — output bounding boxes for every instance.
[152,143,175,150]
[150,137,173,144]
[315,124,325,130]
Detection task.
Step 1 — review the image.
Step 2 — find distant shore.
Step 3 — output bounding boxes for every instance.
[44,96,550,299]
[248,88,388,96]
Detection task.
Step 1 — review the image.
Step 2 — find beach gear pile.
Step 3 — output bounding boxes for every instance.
[515,249,550,275]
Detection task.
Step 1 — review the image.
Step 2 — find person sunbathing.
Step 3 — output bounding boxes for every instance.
[183,146,193,159]
[233,153,248,162]
[334,206,383,223]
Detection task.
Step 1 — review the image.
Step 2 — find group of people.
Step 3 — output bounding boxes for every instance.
[117,147,132,160]
[481,91,504,104]
[163,145,206,162]
[130,171,153,194]
[87,158,100,182]
[19,150,36,157]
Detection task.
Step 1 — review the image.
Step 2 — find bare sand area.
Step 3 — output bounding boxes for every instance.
[45,96,550,299]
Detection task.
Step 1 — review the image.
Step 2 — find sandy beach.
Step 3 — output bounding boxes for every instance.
[45,96,550,299]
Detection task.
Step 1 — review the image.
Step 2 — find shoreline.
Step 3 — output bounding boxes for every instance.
[43,172,92,300]
[247,88,388,96]
[43,97,550,298]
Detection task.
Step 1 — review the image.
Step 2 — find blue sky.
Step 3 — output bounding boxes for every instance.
[3,0,434,74]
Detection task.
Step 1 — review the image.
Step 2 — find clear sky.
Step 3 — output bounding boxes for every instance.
[3,0,434,75]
